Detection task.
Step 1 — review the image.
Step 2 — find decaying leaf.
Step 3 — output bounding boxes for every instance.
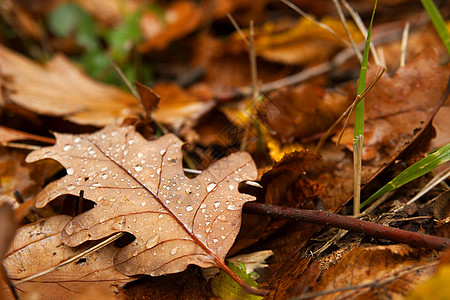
[152,83,214,130]
[3,215,132,300]
[26,125,257,277]
[258,83,351,143]
[0,45,141,127]
[0,203,15,259]
[311,245,436,299]
[230,16,363,65]
[336,49,450,160]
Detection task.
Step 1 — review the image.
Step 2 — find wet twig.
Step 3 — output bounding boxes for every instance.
[244,202,449,251]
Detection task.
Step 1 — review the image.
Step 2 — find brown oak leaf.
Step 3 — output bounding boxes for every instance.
[26,125,257,277]
[3,215,132,299]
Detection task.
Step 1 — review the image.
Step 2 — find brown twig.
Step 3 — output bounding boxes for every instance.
[244,202,449,251]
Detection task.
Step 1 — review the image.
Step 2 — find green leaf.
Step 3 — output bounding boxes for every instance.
[211,262,263,300]
[361,142,450,209]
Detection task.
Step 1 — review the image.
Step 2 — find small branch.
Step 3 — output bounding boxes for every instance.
[244,202,449,251]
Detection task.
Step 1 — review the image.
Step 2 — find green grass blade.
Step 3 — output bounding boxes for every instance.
[353,0,377,215]
[420,0,450,54]
[361,142,450,209]
[354,0,377,137]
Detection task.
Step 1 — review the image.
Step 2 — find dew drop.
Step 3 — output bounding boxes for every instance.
[228,185,235,191]
[214,201,220,208]
[66,167,74,175]
[200,203,207,209]
[206,228,212,233]
[160,149,166,155]
[217,215,227,221]
[101,167,108,172]
[141,201,147,207]
[73,137,81,143]
[170,247,178,255]
[111,216,126,230]
[207,182,217,192]
[221,235,226,239]
[158,214,164,219]
[67,184,76,191]
[101,174,108,180]
[88,150,96,155]
[185,188,192,194]
[138,152,143,158]
[132,250,139,257]
[156,168,161,175]
[213,238,219,243]
[64,223,74,235]
[63,144,73,151]
[146,235,160,249]
[186,205,193,212]
[128,139,135,145]
[227,204,239,211]
[134,165,143,172]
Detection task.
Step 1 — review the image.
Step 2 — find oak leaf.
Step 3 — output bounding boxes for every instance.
[3,215,132,299]
[26,125,257,277]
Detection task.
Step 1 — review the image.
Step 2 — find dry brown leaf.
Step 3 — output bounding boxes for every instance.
[0,45,141,127]
[3,215,132,300]
[312,245,436,299]
[139,1,203,52]
[0,203,15,259]
[259,83,351,143]
[26,125,257,277]
[230,16,363,65]
[336,49,450,160]
[152,82,214,130]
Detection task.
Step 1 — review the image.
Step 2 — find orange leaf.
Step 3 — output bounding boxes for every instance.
[0,45,141,127]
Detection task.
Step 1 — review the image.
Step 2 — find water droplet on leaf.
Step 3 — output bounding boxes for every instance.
[207,182,217,192]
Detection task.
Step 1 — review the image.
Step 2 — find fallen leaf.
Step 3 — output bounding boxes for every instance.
[258,83,351,143]
[230,16,363,65]
[152,82,214,130]
[122,269,207,299]
[139,1,203,52]
[0,45,142,127]
[311,245,436,299]
[336,49,450,160]
[0,203,15,259]
[262,256,321,300]
[26,125,257,277]
[3,215,132,300]
[0,126,55,145]
[134,82,160,114]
